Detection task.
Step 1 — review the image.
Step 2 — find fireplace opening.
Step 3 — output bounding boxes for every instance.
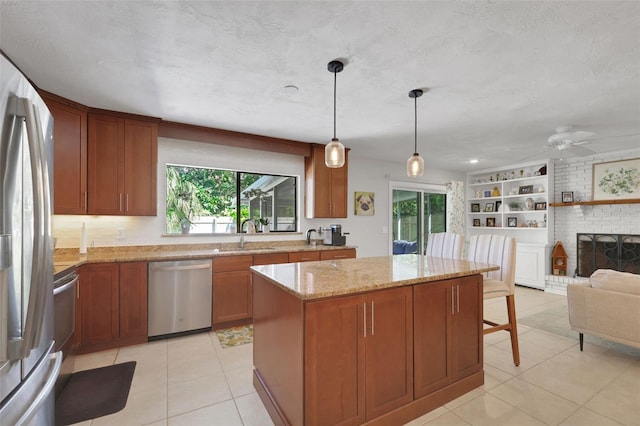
[576,233,640,277]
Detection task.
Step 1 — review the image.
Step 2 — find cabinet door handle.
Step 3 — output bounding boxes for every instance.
[125,193,129,212]
[363,302,367,338]
[451,287,455,314]
[457,285,460,313]
[371,301,375,336]
[119,193,123,212]
[83,191,87,210]
[334,255,347,259]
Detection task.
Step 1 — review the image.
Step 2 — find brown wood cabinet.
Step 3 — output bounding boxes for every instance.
[413,275,483,399]
[288,251,320,263]
[87,113,157,216]
[305,286,413,424]
[320,248,356,260]
[77,262,148,353]
[305,144,348,218]
[212,256,253,329]
[253,252,289,266]
[43,95,88,214]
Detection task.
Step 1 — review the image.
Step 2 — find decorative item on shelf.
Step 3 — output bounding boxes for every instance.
[509,202,520,211]
[519,185,534,194]
[489,175,494,182]
[484,203,494,212]
[538,186,545,193]
[484,190,492,197]
[534,202,547,210]
[525,197,535,210]
[507,217,517,227]
[475,189,482,198]
[406,89,425,177]
[519,169,524,178]
[473,218,481,227]
[561,191,574,203]
[325,60,346,168]
[511,171,515,180]
[551,241,568,276]
[471,203,480,212]
[486,217,496,227]
[495,200,502,212]
[496,173,500,181]
[538,165,547,176]
[492,186,501,196]
[528,220,539,227]
[502,173,507,181]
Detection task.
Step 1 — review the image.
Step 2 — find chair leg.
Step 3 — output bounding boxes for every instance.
[579,333,584,351]
[506,295,520,366]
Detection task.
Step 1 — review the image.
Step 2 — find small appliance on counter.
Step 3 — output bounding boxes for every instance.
[322,224,348,246]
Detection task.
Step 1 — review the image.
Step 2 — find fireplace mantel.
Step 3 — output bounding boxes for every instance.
[550,198,640,207]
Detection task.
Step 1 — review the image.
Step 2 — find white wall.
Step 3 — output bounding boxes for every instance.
[552,147,640,279]
[53,138,464,258]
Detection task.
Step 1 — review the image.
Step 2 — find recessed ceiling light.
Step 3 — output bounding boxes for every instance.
[282,85,299,94]
[468,159,479,164]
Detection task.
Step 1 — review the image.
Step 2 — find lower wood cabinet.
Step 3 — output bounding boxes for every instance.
[305,286,413,424]
[77,262,147,353]
[212,256,253,329]
[413,275,483,398]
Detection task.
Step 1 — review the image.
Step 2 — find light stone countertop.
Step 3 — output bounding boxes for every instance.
[251,254,500,300]
[53,242,356,278]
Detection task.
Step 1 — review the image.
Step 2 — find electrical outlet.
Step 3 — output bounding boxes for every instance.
[116,228,126,239]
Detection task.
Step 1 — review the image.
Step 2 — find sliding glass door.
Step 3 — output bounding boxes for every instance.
[392,187,446,255]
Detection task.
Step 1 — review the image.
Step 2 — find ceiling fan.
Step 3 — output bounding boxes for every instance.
[544,126,597,158]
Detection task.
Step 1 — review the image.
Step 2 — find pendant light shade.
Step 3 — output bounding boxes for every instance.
[325,60,345,168]
[407,89,424,177]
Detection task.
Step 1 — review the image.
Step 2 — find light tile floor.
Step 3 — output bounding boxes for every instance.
[70,286,640,425]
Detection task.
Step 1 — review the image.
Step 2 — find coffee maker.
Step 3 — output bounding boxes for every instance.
[322,224,347,246]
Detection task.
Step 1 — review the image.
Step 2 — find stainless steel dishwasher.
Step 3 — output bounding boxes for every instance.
[148,259,212,339]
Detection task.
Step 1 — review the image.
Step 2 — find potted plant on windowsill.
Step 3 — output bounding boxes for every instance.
[259,218,271,233]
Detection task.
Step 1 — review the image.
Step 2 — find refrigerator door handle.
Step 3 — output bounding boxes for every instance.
[15,96,48,358]
[0,235,12,365]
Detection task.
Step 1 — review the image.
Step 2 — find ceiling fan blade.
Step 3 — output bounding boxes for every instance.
[567,144,596,157]
[518,147,556,162]
[548,130,595,144]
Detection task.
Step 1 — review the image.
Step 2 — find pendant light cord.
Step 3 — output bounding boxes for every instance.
[333,70,337,140]
[414,95,418,154]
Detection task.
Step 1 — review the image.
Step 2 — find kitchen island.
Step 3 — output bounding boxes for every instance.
[251,254,499,426]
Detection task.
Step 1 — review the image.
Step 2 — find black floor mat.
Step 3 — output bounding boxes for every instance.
[55,361,136,426]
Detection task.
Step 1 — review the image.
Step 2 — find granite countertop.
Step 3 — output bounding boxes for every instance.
[251,254,499,300]
[53,242,356,278]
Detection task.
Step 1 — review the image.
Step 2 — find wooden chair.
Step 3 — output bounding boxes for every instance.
[425,232,464,259]
[467,234,520,366]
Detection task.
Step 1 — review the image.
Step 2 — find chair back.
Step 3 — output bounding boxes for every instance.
[426,232,464,260]
[467,234,517,293]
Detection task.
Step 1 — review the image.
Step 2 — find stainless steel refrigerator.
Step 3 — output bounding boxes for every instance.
[0,53,62,424]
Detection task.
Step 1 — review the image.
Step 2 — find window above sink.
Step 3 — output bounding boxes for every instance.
[166,164,298,235]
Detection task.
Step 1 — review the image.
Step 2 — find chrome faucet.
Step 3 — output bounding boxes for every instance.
[241,219,256,234]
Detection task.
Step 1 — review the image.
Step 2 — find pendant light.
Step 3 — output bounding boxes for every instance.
[407,89,424,177]
[325,60,345,168]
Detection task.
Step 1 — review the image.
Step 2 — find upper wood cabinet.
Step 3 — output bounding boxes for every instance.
[43,95,88,214]
[88,113,157,216]
[304,144,348,218]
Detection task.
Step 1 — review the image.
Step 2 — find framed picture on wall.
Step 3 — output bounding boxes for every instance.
[484,203,494,212]
[561,191,574,203]
[534,202,547,210]
[486,217,496,227]
[592,158,640,201]
[471,203,480,212]
[518,185,534,194]
[507,217,517,227]
[354,191,375,216]
[473,218,481,227]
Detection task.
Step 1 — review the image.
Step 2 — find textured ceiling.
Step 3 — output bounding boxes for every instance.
[1,1,639,172]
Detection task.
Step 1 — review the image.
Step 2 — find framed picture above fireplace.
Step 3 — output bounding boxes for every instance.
[592,158,640,201]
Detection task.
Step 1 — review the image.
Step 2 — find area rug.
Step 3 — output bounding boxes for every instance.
[519,304,640,357]
[55,361,136,426]
[215,324,253,348]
